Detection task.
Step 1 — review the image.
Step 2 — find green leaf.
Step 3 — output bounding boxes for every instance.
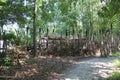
[0,0,8,3]
[38,0,42,6]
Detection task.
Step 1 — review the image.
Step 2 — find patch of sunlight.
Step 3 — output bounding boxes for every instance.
[63,78,80,80]
[98,70,113,79]
[15,68,38,78]
[114,59,120,67]
[107,71,120,80]
[0,6,3,9]
[37,56,47,59]
[0,0,8,3]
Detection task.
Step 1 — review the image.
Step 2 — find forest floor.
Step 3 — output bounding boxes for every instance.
[53,56,119,80]
[0,50,119,80]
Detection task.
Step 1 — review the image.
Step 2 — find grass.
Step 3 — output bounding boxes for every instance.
[114,59,120,67]
[107,71,120,80]
[107,58,120,80]
[109,52,120,57]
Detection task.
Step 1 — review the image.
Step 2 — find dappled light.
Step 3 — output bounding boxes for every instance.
[57,57,117,80]
[0,0,120,80]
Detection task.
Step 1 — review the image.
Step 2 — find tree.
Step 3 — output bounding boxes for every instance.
[98,0,120,18]
[0,0,34,43]
[33,0,42,56]
[0,0,29,30]
[33,0,37,56]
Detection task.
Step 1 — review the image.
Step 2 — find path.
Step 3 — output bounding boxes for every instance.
[54,57,119,80]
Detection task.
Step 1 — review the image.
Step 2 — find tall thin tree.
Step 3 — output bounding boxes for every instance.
[33,0,37,56]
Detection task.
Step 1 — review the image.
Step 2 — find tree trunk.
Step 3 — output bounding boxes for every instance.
[0,23,3,40]
[33,0,37,56]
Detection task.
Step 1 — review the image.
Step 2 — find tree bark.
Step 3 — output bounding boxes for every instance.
[33,0,37,56]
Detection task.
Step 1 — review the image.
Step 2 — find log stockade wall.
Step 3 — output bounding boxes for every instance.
[34,36,120,57]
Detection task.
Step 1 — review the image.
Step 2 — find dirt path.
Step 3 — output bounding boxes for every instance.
[54,57,119,80]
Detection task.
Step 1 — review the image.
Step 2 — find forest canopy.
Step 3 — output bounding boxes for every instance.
[0,0,120,56]
[98,0,120,18]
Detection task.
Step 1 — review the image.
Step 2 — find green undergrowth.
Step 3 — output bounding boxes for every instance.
[109,52,120,57]
[0,55,15,70]
[107,71,120,80]
[107,58,120,80]
[114,59,120,67]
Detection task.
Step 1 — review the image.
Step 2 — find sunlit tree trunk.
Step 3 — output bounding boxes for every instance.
[89,0,94,41]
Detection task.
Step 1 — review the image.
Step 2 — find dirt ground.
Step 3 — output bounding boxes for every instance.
[0,46,119,80]
[0,55,83,80]
[55,57,118,80]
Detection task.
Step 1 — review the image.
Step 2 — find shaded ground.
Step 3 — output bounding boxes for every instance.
[0,55,81,80]
[54,57,119,80]
[0,46,119,80]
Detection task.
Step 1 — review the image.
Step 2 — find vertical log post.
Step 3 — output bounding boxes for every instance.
[39,28,42,55]
[46,27,49,49]
[66,29,68,46]
[60,31,62,48]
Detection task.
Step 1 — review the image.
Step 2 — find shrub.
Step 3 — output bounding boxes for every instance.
[109,52,120,57]
[4,55,13,66]
[107,71,120,80]
[114,59,120,67]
